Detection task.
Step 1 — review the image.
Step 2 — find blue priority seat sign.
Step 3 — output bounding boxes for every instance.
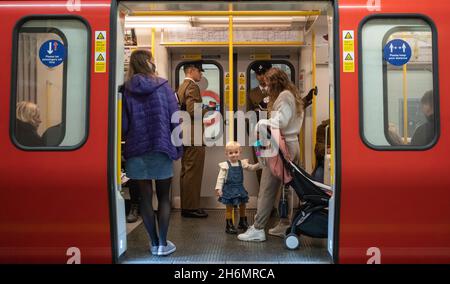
[383,39,412,66]
[39,40,66,68]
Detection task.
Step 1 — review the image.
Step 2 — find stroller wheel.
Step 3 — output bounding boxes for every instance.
[285,233,300,250]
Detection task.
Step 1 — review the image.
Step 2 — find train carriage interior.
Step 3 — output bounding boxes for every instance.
[114,1,336,263]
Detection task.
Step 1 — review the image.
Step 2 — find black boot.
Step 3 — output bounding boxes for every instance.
[225,219,237,234]
[238,216,249,231]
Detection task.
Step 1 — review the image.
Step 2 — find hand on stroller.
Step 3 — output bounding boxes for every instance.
[215,188,223,197]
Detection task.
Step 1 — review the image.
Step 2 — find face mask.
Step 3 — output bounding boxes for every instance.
[147,61,156,73]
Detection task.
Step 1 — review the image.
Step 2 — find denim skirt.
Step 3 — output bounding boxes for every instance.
[125,151,173,180]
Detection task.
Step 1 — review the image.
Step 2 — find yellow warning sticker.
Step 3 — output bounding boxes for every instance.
[239,85,246,107]
[343,30,355,73]
[95,52,106,73]
[225,73,230,85]
[95,31,106,53]
[239,72,245,85]
[250,54,271,60]
[225,85,230,106]
[181,54,202,60]
[343,52,354,73]
[343,30,354,53]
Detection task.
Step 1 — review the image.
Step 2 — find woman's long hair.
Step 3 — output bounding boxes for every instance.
[126,49,155,81]
[265,67,304,115]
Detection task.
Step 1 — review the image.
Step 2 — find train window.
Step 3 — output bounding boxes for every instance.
[360,17,438,149]
[246,60,294,111]
[11,18,89,149]
[176,62,222,109]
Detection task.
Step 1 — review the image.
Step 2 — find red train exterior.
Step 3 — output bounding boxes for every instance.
[0,0,449,264]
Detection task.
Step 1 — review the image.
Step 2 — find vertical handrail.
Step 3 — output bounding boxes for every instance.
[151,27,156,57]
[330,99,335,187]
[117,93,122,186]
[228,3,234,141]
[402,64,408,143]
[312,31,317,170]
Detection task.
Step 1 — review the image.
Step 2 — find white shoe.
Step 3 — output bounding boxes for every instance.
[268,222,290,238]
[237,225,266,242]
[150,244,158,255]
[158,240,176,256]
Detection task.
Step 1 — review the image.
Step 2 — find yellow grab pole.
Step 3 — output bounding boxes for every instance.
[402,64,408,143]
[312,31,317,170]
[133,10,321,17]
[228,6,234,141]
[151,27,156,57]
[330,99,335,186]
[46,80,51,128]
[117,96,122,186]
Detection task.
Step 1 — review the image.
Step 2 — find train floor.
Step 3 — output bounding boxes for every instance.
[121,209,331,264]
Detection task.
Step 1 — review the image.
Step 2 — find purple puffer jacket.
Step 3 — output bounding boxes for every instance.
[122,74,183,160]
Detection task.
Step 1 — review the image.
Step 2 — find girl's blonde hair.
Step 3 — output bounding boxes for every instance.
[265,67,304,115]
[225,141,241,151]
[16,101,41,128]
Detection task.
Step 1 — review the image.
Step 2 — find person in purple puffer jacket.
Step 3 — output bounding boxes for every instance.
[122,49,182,256]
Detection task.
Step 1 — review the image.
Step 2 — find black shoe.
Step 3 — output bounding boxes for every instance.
[126,204,139,223]
[197,209,208,217]
[225,219,237,234]
[238,216,249,231]
[181,209,208,218]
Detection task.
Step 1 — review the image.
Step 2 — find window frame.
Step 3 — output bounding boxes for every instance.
[358,14,440,151]
[175,60,224,117]
[246,60,296,94]
[10,15,92,151]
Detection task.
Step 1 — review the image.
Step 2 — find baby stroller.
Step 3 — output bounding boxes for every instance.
[282,156,331,250]
[258,127,332,250]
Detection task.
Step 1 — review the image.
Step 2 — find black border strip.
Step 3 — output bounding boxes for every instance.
[332,0,341,264]
[10,15,92,151]
[19,27,68,146]
[358,14,440,151]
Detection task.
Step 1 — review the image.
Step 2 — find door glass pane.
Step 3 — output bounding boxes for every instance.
[13,19,89,149]
[361,18,437,149]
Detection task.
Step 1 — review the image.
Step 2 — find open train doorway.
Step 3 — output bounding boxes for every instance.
[112,1,337,264]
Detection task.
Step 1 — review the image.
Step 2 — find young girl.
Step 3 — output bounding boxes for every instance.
[215,141,262,234]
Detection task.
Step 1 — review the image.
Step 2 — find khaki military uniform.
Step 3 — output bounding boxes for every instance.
[247,86,269,112]
[178,78,208,210]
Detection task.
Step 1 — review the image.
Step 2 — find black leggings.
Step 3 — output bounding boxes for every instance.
[137,178,172,247]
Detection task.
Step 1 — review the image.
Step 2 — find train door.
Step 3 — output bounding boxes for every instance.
[115,0,336,263]
[338,0,450,263]
[0,1,114,263]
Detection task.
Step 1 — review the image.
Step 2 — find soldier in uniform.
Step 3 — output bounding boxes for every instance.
[247,61,272,184]
[247,61,272,113]
[178,61,209,218]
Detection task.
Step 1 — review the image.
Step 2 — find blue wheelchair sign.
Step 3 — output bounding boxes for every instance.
[39,40,66,68]
[383,39,412,66]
